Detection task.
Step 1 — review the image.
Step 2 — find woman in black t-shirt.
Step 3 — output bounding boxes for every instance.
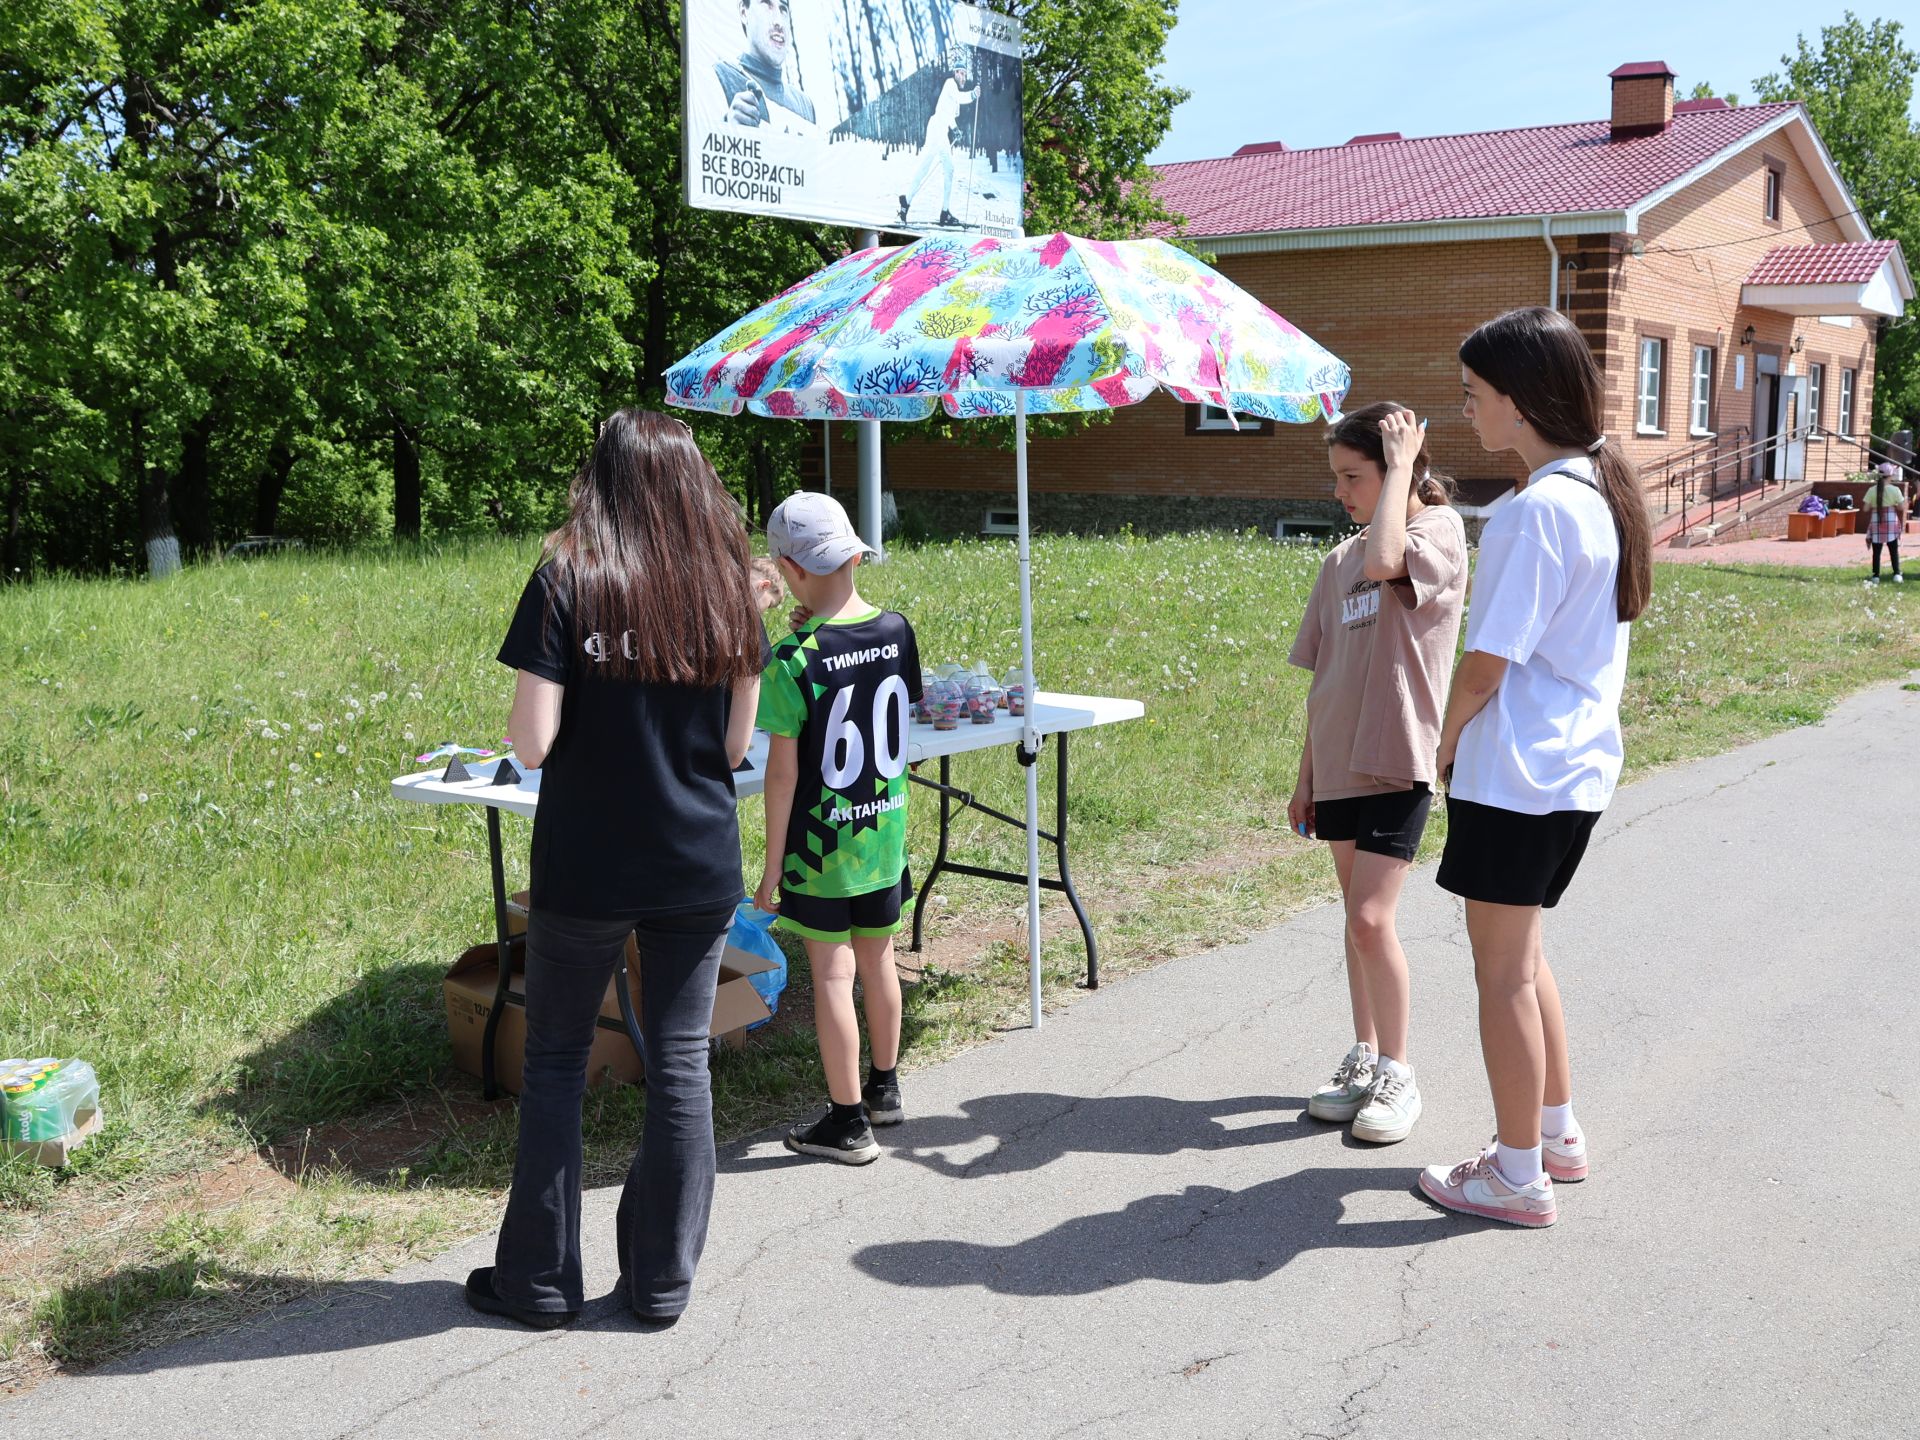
[466,409,767,1330]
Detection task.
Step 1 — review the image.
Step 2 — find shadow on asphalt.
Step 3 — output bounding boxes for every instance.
[716,1093,1316,1177]
[60,1271,680,1379]
[63,1277,481,1378]
[851,1167,1481,1296]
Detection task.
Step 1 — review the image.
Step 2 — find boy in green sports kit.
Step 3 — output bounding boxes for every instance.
[753,494,922,1164]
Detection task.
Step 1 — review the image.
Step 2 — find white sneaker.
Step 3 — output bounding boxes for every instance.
[1306,1043,1376,1123]
[1352,1066,1421,1144]
[1544,1127,1588,1183]
[1487,1128,1589,1182]
[1896,574,1907,584]
[1419,1146,1557,1228]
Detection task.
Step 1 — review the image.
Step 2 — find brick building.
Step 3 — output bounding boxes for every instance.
[879,61,1913,536]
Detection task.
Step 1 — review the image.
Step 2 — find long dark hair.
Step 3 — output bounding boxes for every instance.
[1459,308,1653,622]
[542,409,762,686]
[1326,402,1455,507]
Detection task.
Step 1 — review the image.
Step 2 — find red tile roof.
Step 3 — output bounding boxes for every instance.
[1744,240,1898,287]
[1153,103,1798,238]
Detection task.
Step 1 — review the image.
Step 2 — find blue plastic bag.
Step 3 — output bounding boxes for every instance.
[731,902,788,1028]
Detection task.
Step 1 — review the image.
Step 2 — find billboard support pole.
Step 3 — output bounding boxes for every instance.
[857,229,883,558]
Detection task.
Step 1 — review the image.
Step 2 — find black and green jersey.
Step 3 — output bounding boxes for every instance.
[757,609,922,899]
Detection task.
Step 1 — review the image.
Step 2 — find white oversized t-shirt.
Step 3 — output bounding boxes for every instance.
[1452,457,1631,815]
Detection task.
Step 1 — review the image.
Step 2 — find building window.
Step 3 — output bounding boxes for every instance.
[1808,363,1825,436]
[1637,337,1665,433]
[1690,346,1715,435]
[1839,369,1856,437]
[1764,164,1783,221]
[1185,403,1273,436]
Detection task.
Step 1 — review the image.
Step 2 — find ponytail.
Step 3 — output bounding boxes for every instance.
[1590,439,1653,622]
[1415,469,1456,508]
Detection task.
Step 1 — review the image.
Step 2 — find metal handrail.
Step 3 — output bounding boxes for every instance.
[1652,426,1749,515]
[1815,431,1916,489]
[1665,426,1809,539]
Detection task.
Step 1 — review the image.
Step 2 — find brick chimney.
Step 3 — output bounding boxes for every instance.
[1610,62,1676,140]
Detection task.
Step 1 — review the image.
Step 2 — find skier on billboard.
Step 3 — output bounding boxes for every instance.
[712,0,818,135]
[898,49,978,229]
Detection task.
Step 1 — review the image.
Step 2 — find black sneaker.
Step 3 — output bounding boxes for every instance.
[937,209,960,227]
[897,194,910,224]
[784,1107,880,1164]
[862,1076,903,1126]
[464,1267,576,1329]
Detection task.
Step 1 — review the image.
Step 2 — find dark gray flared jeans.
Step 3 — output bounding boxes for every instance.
[492,903,732,1318]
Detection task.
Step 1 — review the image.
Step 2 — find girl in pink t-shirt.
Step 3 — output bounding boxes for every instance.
[1287,404,1467,1148]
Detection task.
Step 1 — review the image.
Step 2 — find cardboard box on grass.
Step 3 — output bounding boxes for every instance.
[3,1108,103,1168]
[444,891,778,1095]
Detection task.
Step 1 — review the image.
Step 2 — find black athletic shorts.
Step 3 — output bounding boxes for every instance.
[1312,783,1432,862]
[776,867,914,944]
[1436,797,1600,909]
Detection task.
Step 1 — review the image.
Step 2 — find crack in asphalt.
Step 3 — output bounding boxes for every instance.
[335,1328,565,1440]
[1593,757,1776,846]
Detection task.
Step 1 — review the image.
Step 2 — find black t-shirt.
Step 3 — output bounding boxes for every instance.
[497,563,770,919]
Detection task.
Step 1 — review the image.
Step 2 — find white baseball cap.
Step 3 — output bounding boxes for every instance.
[765,492,877,575]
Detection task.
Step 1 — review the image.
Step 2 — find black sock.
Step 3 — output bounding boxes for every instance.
[867,1065,897,1089]
[829,1099,865,1126]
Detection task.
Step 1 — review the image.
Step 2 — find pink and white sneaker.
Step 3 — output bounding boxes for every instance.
[1544,1128,1588,1183]
[1418,1147,1557,1228]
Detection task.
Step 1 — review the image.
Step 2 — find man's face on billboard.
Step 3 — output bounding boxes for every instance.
[741,0,792,68]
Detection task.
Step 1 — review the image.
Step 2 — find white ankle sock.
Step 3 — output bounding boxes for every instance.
[1376,1056,1412,1082]
[1495,1142,1543,1187]
[1541,1101,1575,1139]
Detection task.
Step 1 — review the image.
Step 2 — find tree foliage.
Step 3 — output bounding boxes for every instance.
[1,0,1187,578]
[1753,11,1920,432]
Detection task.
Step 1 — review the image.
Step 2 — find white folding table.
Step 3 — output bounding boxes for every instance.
[392,691,1144,1095]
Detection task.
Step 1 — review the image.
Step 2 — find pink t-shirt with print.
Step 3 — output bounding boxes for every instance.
[1288,504,1468,801]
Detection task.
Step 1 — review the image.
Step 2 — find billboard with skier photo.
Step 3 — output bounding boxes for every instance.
[684,0,1025,238]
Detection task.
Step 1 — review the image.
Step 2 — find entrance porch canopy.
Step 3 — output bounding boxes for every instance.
[1741,240,1913,318]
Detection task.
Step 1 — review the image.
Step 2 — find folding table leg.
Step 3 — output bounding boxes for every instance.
[482,806,513,1100]
[614,948,647,1077]
[910,754,952,953]
[1054,732,1098,989]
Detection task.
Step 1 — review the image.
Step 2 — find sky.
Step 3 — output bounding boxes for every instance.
[1147,0,1920,164]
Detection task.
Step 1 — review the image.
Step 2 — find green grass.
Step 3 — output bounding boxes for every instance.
[2,534,1916,1378]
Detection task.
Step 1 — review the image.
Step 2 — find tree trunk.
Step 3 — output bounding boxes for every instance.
[3,467,25,582]
[393,415,421,539]
[750,436,777,524]
[133,410,182,579]
[254,435,294,536]
[175,413,216,554]
[641,207,672,404]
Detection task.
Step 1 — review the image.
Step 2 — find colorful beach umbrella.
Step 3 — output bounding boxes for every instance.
[666,231,1350,1030]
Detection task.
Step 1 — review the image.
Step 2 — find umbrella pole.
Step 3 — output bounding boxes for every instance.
[1015,392,1042,1031]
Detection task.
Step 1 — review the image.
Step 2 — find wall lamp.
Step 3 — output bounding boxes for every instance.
[1739,325,1755,346]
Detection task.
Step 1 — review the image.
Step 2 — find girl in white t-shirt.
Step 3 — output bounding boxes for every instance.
[1418,306,1652,1229]
[1287,404,1467,1148]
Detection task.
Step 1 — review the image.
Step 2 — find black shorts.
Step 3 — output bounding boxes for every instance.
[776,867,914,944]
[1313,784,1432,862]
[1437,798,1600,909]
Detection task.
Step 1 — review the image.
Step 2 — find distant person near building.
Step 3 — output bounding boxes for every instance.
[1863,461,1906,583]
